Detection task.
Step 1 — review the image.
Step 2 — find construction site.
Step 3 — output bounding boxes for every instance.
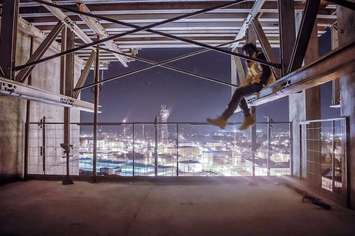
[1,0,355,235]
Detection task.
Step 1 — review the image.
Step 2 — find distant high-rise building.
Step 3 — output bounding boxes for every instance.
[122,118,129,138]
[158,105,170,144]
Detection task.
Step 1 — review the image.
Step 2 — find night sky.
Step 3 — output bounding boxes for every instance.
[81,30,339,123]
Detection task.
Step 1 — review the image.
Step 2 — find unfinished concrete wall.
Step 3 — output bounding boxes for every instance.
[0,18,83,179]
[0,20,29,179]
[337,4,355,209]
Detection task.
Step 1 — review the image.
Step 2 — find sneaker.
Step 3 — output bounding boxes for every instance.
[239,114,255,130]
[207,117,227,129]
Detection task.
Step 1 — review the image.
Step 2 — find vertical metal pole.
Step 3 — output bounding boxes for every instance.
[24,36,34,179]
[289,121,294,176]
[176,123,179,176]
[42,116,46,175]
[331,120,336,192]
[132,123,135,176]
[62,27,74,185]
[154,117,158,176]
[93,36,100,182]
[0,0,19,80]
[60,27,67,95]
[299,124,303,179]
[267,117,271,176]
[344,117,351,208]
[251,123,256,177]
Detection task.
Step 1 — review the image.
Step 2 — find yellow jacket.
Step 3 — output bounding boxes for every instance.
[241,60,275,87]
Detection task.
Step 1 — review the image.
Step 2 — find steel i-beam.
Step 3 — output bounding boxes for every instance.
[0,0,19,80]
[287,0,321,73]
[40,0,128,67]
[245,40,355,107]
[231,0,266,49]
[16,21,65,82]
[0,76,96,112]
[326,0,355,11]
[77,2,128,67]
[251,18,280,78]
[73,50,96,98]
[278,0,296,75]
[16,0,279,71]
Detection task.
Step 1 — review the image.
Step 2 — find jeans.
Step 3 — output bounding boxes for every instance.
[222,83,263,120]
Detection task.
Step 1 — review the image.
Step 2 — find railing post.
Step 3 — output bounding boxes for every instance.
[176,123,179,176]
[299,124,303,179]
[267,116,271,176]
[42,116,46,175]
[251,124,256,177]
[331,120,336,192]
[345,117,351,208]
[289,121,294,176]
[92,35,100,182]
[154,117,158,176]
[62,27,74,185]
[132,123,135,177]
[24,37,34,180]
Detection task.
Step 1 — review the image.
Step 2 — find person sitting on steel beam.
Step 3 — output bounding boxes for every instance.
[207,43,274,130]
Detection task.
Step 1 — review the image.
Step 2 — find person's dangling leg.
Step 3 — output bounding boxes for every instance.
[221,87,245,120]
[238,97,256,130]
[207,86,245,129]
[239,98,250,117]
[207,83,263,129]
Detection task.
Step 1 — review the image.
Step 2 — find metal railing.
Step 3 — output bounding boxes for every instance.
[26,120,292,177]
[300,117,349,195]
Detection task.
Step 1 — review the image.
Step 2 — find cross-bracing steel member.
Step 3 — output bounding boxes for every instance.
[207,43,275,130]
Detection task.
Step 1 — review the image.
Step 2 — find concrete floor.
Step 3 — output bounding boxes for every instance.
[1,177,355,236]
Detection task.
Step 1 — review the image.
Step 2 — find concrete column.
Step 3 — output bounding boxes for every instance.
[337,3,355,208]
[288,12,301,177]
[289,14,321,178]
